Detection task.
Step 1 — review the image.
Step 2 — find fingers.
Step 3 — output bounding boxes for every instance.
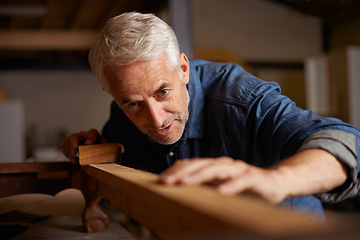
[185,159,247,185]
[160,159,210,185]
[60,131,86,164]
[85,129,107,145]
[159,157,284,204]
[60,129,107,164]
[217,170,284,205]
[217,171,254,195]
[159,157,241,185]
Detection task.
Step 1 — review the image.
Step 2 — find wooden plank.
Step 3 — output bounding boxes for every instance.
[42,0,80,29]
[83,163,331,239]
[0,162,78,174]
[95,0,130,29]
[0,30,99,50]
[78,143,122,165]
[69,0,111,29]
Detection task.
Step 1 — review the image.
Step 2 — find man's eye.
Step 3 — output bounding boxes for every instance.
[159,89,168,96]
[128,102,138,108]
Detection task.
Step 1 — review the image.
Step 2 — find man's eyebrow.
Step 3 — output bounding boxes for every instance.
[121,99,133,105]
[120,82,172,105]
[155,82,171,92]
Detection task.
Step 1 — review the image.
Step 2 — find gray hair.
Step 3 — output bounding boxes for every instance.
[89,12,180,92]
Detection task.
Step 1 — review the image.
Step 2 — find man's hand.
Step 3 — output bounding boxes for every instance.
[159,150,347,205]
[159,157,286,204]
[60,128,108,164]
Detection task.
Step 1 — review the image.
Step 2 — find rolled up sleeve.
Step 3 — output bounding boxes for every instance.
[297,129,359,203]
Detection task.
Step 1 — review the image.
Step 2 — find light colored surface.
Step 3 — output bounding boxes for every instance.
[193,0,322,62]
[347,46,360,129]
[0,100,25,163]
[305,55,330,116]
[0,188,134,240]
[0,70,113,147]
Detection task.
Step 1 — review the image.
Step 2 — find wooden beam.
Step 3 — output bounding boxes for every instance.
[42,0,80,29]
[83,163,331,239]
[69,0,109,29]
[0,30,99,50]
[95,0,130,29]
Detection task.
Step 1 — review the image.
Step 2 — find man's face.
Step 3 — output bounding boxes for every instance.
[104,53,190,145]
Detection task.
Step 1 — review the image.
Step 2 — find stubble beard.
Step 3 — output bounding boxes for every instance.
[143,111,188,145]
[143,89,189,145]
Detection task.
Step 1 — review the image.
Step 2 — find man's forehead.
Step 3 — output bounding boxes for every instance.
[104,56,172,77]
[105,62,176,96]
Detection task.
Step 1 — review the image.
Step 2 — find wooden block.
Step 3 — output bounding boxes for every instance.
[78,143,121,166]
[83,164,331,239]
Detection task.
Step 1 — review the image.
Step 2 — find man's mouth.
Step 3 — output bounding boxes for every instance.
[153,121,174,136]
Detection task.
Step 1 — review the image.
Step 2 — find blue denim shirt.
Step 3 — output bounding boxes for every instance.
[102,59,360,218]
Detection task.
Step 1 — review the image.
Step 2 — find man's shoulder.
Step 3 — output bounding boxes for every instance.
[189,58,262,88]
[189,59,277,105]
[189,58,244,75]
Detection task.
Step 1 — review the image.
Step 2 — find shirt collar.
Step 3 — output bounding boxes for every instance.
[182,60,204,140]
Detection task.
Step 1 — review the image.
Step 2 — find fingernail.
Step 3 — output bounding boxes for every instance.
[219,185,231,195]
[160,175,174,184]
[183,175,193,183]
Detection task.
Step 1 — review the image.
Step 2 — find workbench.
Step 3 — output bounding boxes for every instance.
[0,162,80,198]
[1,161,359,239]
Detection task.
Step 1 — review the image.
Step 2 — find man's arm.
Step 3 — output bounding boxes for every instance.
[159,149,347,205]
[269,149,347,203]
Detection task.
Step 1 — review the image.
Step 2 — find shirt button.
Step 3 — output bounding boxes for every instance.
[169,152,174,157]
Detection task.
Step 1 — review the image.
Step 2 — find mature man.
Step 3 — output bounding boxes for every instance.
[61,12,360,231]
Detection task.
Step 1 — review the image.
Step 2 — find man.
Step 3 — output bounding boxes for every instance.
[61,12,360,231]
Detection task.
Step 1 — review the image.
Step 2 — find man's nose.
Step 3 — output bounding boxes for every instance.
[145,102,164,128]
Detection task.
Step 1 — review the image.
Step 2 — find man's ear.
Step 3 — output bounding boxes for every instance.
[179,53,190,85]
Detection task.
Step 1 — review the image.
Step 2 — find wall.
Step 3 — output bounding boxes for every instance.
[190,0,322,109]
[0,70,113,159]
[192,0,322,62]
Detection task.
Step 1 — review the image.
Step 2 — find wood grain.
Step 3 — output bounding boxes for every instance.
[78,143,122,165]
[83,163,331,239]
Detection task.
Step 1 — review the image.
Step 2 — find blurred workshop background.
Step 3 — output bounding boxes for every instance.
[1,0,360,166]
